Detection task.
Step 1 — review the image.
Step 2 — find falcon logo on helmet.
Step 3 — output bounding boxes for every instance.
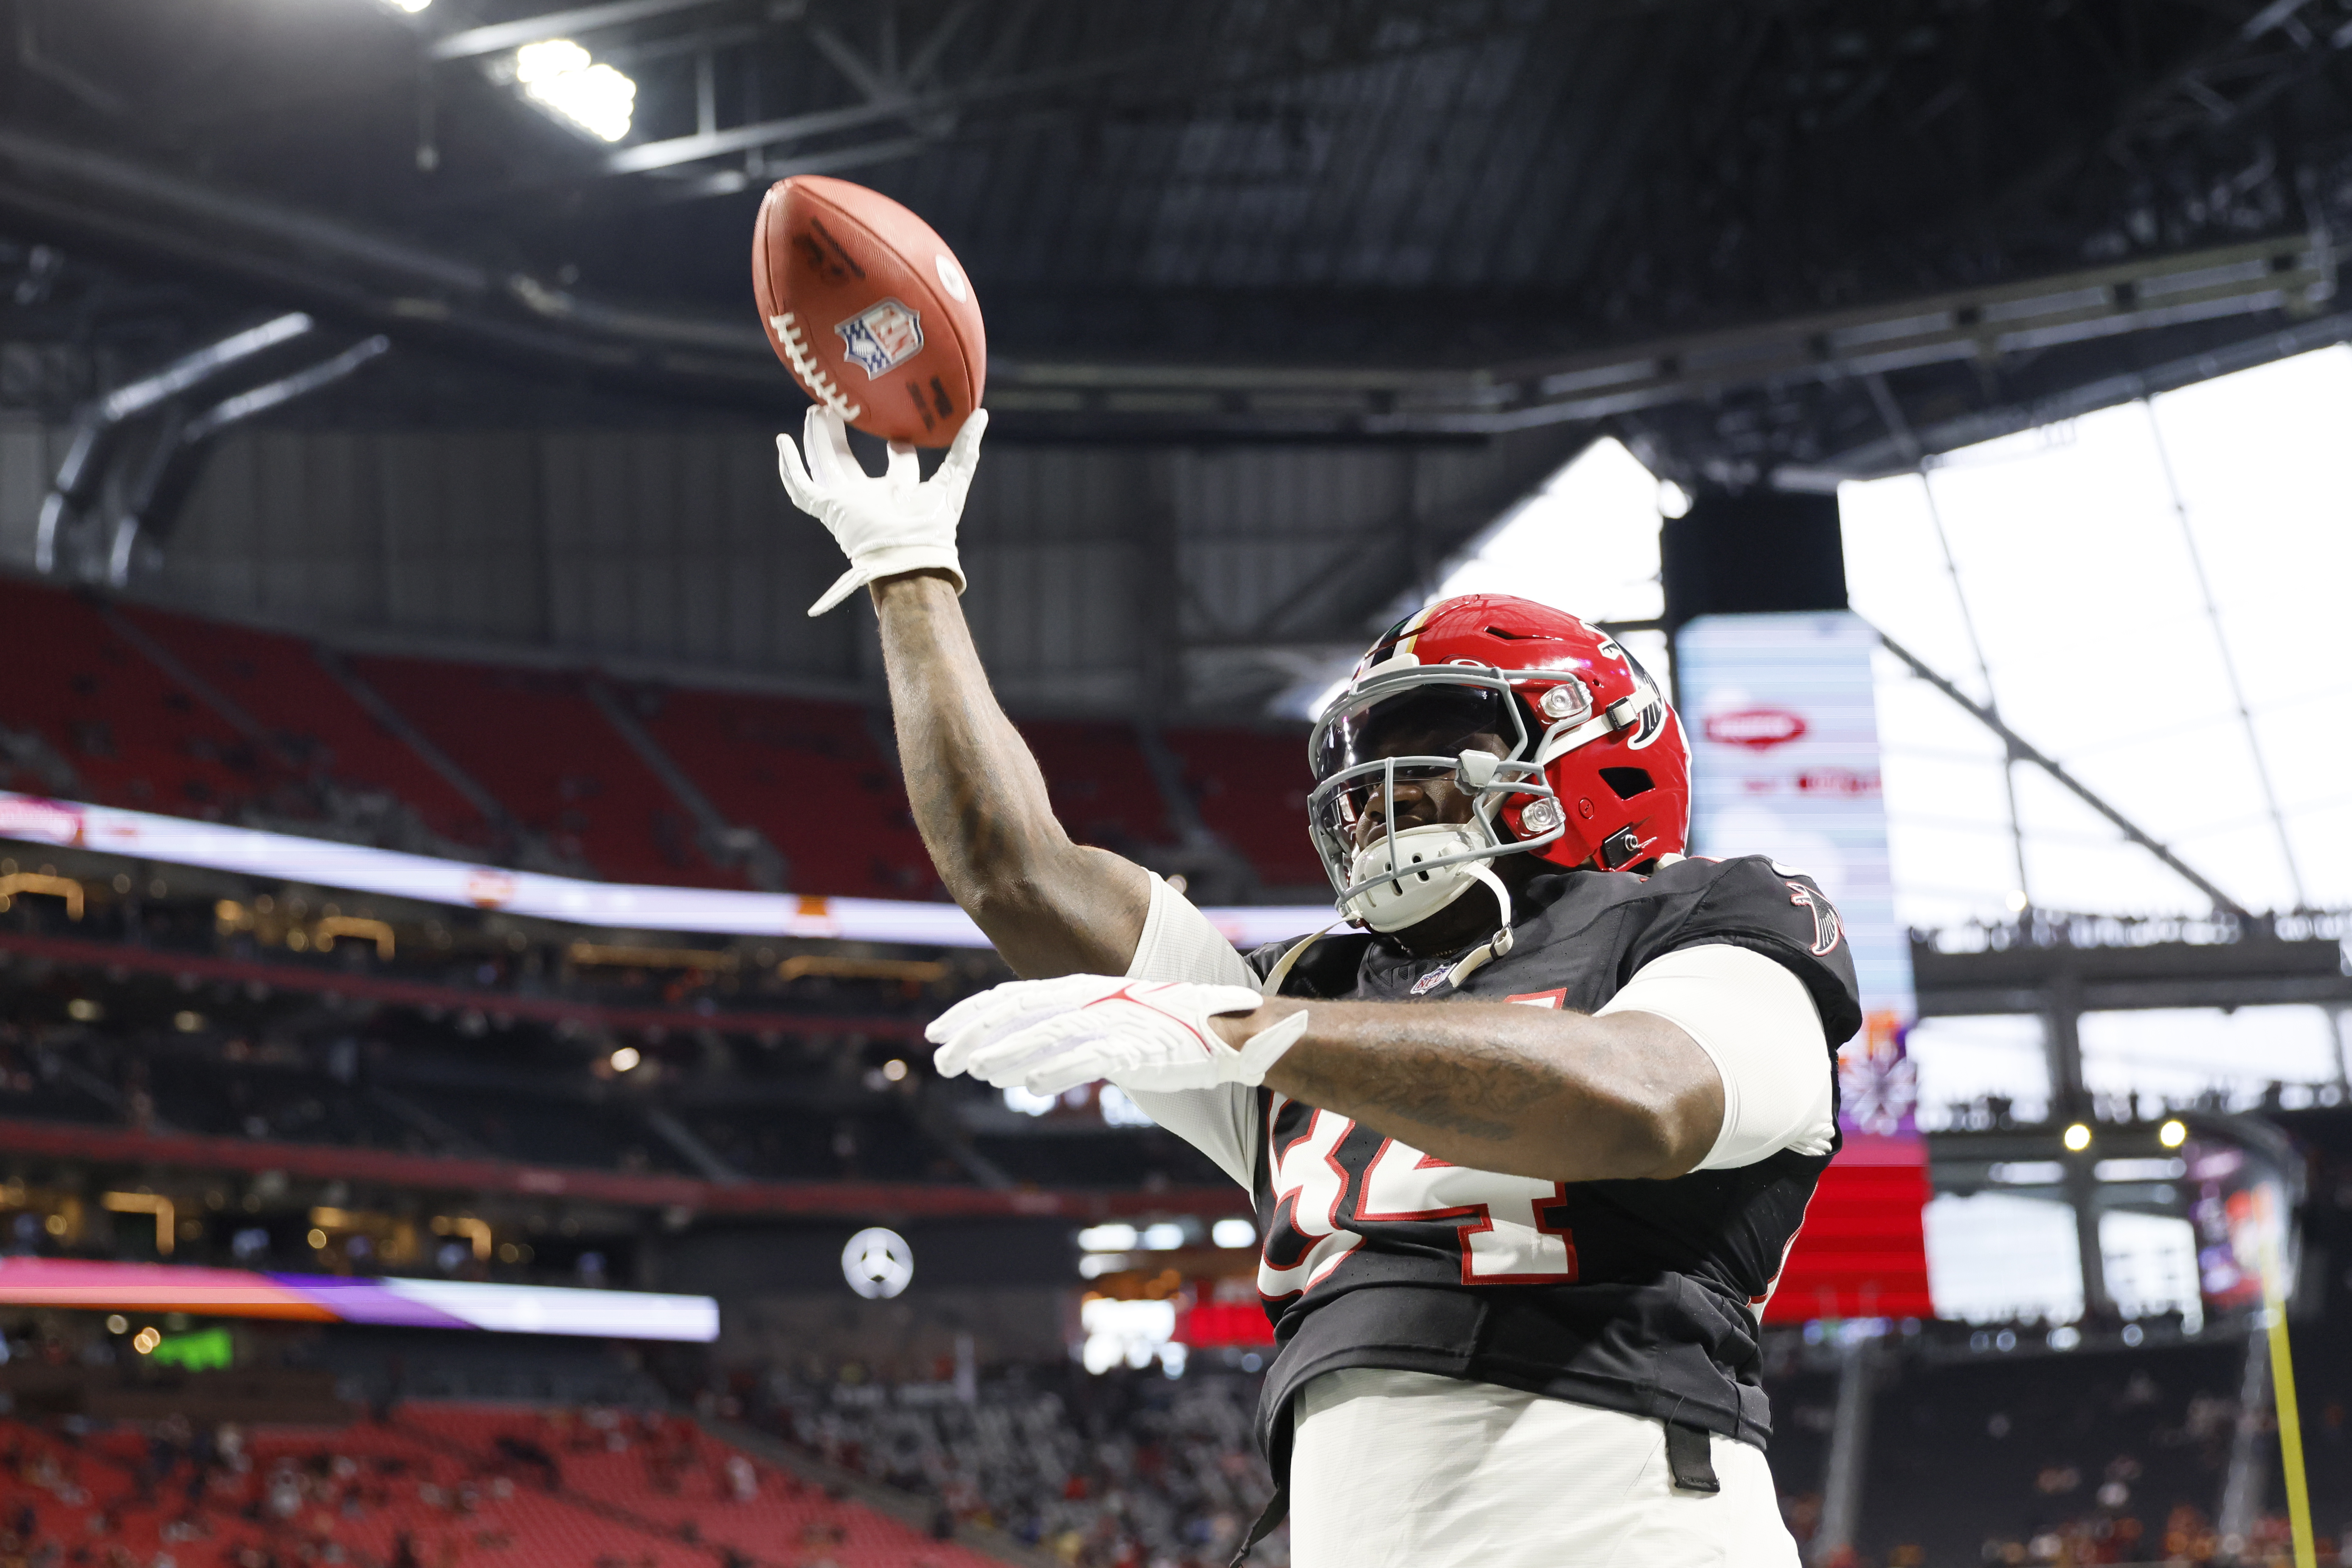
[1305,594,1693,936]
[1622,669,1669,750]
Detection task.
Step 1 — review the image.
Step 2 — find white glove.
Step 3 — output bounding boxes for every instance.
[776,405,988,617]
[927,975,1310,1097]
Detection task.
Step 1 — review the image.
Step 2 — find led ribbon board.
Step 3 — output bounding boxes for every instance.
[0,1259,718,1342]
[0,793,1331,950]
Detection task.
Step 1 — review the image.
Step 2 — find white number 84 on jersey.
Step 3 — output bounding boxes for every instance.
[1258,1098,1581,1299]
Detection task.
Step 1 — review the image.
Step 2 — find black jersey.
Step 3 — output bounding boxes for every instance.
[1241,853,1862,1478]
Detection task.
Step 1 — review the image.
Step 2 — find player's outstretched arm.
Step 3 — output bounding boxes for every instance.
[777,407,1149,978]
[870,571,1150,977]
[1240,999,1724,1182]
[928,976,1779,1185]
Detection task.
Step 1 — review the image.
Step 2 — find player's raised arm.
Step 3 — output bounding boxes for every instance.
[778,407,1150,978]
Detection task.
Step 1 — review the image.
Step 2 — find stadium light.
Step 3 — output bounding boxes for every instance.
[514,39,636,142]
[2062,1121,2093,1153]
[609,1045,641,1072]
[1080,1298,1176,1376]
[2158,1118,2188,1148]
[1077,1223,1137,1253]
[2094,1157,2186,1182]
[379,0,432,12]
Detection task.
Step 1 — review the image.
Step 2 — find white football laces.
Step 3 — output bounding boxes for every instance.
[768,312,863,421]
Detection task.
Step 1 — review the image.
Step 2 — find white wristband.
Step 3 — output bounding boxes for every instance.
[806,543,966,616]
[1232,1008,1310,1086]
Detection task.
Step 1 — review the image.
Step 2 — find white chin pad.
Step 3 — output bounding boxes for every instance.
[1343,823,1488,932]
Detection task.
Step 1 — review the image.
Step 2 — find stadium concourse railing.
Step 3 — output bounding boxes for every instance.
[0,1108,1249,1225]
[0,928,1251,1222]
[0,926,937,1043]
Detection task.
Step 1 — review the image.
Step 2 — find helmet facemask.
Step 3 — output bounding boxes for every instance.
[1305,665,1565,934]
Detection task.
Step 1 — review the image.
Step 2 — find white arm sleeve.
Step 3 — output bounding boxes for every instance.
[1109,874,1263,1191]
[1595,943,1835,1170]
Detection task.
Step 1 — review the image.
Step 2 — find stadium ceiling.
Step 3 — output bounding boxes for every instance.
[3,0,2352,479]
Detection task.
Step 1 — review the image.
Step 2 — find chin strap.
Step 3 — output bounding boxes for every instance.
[1258,920,1344,999]
[1282,857,1519,999]
[1440,861,1516,991]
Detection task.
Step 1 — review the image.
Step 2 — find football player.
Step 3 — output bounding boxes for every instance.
[779,407,1858,1568]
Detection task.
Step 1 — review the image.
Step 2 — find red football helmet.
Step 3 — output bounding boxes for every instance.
[1305,594,1691,931]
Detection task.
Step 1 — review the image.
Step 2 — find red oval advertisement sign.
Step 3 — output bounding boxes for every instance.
[1704,707,1808,749]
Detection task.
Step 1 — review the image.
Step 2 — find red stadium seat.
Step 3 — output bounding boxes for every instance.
[119,602,492,846]
[0,577,1314,904]
[352,657,743,888]
[0,578,303,820]
[1162,725,1324,889]
[1016,720,1173,855]
[634,686,938,898]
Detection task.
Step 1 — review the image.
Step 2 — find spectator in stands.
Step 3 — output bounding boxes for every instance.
[492,1433,558,1490]
[758,1362,1280,1567]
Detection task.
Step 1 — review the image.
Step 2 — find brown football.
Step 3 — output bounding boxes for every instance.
[752,175,986,448]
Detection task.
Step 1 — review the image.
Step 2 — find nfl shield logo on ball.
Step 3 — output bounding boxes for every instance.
[835,298,924,378]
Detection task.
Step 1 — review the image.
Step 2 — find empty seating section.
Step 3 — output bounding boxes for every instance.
[686,1100,945,1183]
[352,656,737,888]
[0,574,1319,895]
[0,1031,124,1125]
[636,687,937,898]
[1015,721,1171,854]
[0,1406,993,1568]
[437,1093,694,1176]
[0,578,299,817]
[971,1127,1228,1189]
[121,602,490,845]
[1163,726,1323,888]
[143,1049,426,1151]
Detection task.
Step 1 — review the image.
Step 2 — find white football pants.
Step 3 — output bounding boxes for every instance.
[1287,1368,1801,1568]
